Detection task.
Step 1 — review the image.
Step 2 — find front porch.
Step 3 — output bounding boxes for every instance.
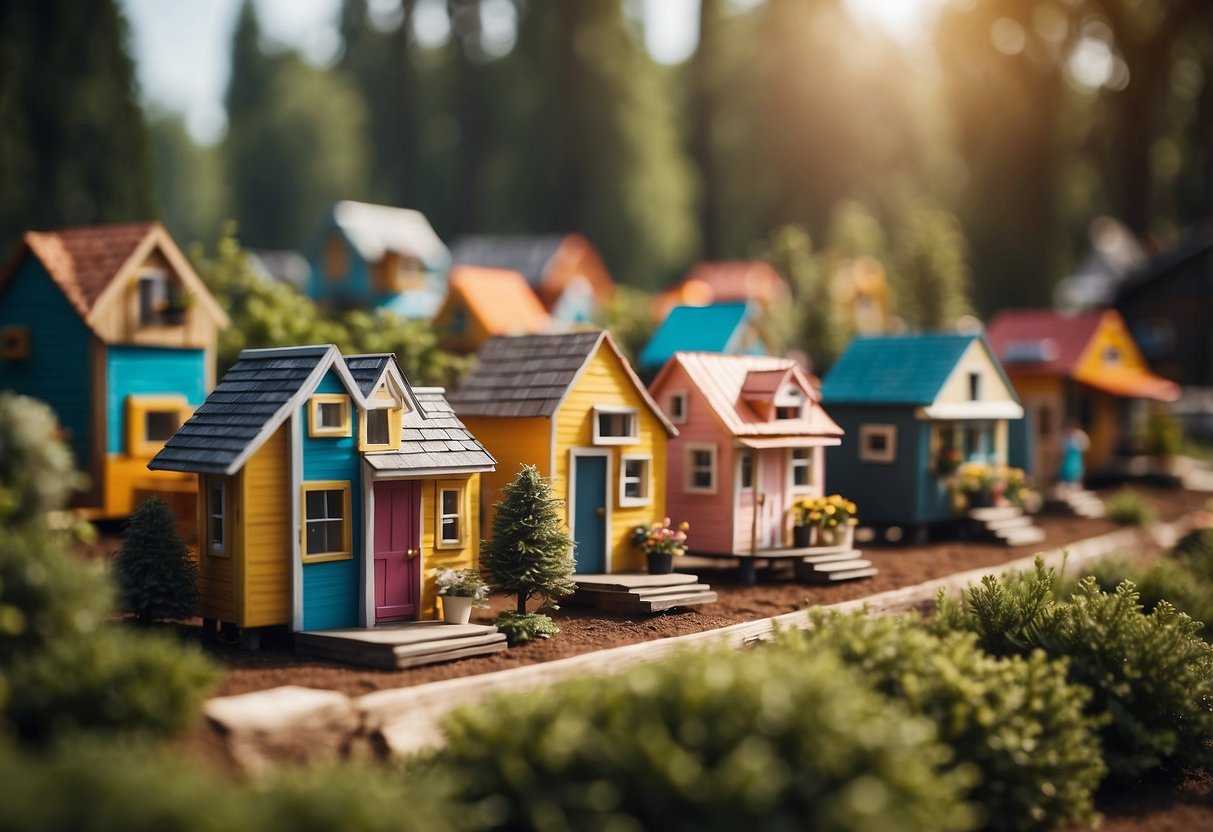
[295,620,506,669]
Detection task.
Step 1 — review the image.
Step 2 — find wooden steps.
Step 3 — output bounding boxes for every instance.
[793,548,878,582]
[295,622,507,670]
[967,505,1047,547]
[1046,489,1106,519]
[570,572,717,614]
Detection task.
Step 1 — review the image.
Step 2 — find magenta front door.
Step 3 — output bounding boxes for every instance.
[373,480,421,622]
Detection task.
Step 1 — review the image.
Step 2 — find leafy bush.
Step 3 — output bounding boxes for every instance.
[493,611,559,645]
[1105,489,1155,526]
[436,645,977,832]
[1078,556,1213,641]
[0,740,481,832]
[790,612,1103,832]
[114,496,199,624]
[936,560,1213,781]
[1170,527,1213,583]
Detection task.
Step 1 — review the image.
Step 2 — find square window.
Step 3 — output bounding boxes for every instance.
[858,425,897,463]
[303,483,350,560]
[308,395,351,437]
[145,410,180,442]
[620,456,651,506]
[0,326,30,360]
[319,403,344,428]
[592,407,638,445]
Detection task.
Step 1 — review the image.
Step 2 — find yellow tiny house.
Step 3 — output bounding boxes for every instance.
[451,331,676,574]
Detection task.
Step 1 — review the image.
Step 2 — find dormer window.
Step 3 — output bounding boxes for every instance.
[137,270,183,327]
[593,406,638,445]
[773,385,805,420]
[359,406,402,451]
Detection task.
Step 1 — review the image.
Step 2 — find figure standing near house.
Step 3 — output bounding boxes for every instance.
[1058,420,1090,494]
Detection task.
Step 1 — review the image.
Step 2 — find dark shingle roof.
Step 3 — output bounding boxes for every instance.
[149,345,334,475]
[449,235,566,288]
[447,331,605,418]
[345,354,394,398]
[820,334,980,405]
[367,389,495,472]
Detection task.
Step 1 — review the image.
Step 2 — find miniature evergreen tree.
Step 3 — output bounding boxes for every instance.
[483,465,576,616]
[113,496,199,626]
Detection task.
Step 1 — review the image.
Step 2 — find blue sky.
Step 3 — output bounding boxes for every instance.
[118,0,936,145]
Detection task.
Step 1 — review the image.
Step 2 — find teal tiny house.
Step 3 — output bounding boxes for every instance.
[0,222,228,523]
[820,333,1024,535]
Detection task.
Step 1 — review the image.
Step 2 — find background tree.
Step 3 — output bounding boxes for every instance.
[482,465,575,616]
[0,0,154,253]
[113,497,199,626]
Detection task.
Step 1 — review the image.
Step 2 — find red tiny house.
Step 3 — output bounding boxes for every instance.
[373,480,421,622]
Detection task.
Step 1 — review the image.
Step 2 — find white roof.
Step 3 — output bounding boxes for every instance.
[332,200,449,266]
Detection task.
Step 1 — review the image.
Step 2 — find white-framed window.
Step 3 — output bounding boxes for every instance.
[858,424,897,464]
[592,406,638,445]
[619,455,652,506]
[302,481,352,562]
[685,443,718,494]
[206,478,227,556]
[436,480,465,548]
[308,394,352,438]
[737,452,754,492]
[790,448,813,489]
[667,392,688,424]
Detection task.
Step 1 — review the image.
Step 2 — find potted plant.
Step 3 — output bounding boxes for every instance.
[953,462,1033,512]
[790,494,859,549]
[434,567,490,625]
[631,518,689,574]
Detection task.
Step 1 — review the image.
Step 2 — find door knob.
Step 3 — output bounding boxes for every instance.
[595,507,605,518]
[406,548,417,559]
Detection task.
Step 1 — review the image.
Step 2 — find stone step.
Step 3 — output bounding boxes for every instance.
[968,506,1023,522]
[574,583,713,601]
[573,572,700,592]
[799,566,879,583]
[799,548,865,565]
[295,624,508,670]
[984,515,1033,531]
[997,526,1047,546]
[808,558,874,573]
[586,590,718,615]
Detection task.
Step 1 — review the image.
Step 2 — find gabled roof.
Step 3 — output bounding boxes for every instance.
[441,266,550,336]
[449,330,677,434]
[652,353,842,438]
[985,309,1105,375]
[0,221,228,334]
[367,388,495,473]
[821,333,997,406]
[638,302,757,371]
[449,234,566,288]
[331,201,448,267]
[344,354,397,398]
[655,260,789,318]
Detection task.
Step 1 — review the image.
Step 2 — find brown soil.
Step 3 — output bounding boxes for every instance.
[205,484,1208,698]
[1082,772,1213,832]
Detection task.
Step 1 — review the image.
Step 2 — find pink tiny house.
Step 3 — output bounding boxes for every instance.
[649,353,844,556]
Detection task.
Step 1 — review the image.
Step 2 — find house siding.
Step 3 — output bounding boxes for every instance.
[105,346,207,453]
[417,474,480,618]
[826,407,925,527]
[241,423,292,627]
[301,371,361,630]
[460,415,551,534]
[196,472,238,623]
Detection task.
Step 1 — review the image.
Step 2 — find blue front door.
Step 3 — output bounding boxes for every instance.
[573,455,608,573]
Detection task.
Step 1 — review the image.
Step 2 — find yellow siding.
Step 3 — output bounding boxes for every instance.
[1075,313,1152,377]
[419,474,481,619]
[196,473,237,623]
[101,455,195,518]
[239,424,291,627]
[554,341,668,573]
[460,415,551,533]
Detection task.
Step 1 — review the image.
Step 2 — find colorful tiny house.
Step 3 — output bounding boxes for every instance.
[648,353,843,555]
[637,302,772,379]
[449,331,676,574]
[433,265,551,354]
[306,201,450,318]
[148,345,495,635]
[449,233,616,324]
[653,260,790,321]
[0,221,228,522]
[820,333,1024,531]
[986,308,1180,481]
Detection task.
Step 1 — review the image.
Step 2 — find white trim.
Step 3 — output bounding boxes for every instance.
[206,478,227,556]
[365,462,495,476]
[591,405,639,445]
[568,448,612,573]
[618,453,653,508]
[788,447,814,493]
[436,481,465,547]
[917,401,1024,421]
[684,442,718,495]
[361,462,374,627]
[290,412,303,632]
[858,424,898,464]
[666,390,689,425]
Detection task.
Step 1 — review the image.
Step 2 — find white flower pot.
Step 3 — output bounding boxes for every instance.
[812,524,855,550]
[442,594,474,625]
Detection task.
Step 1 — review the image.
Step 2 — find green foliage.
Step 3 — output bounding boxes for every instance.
[1143,408,1183,457]
[148,112,227,248]
[0,393,87,530]
[889,206,973,332]
[596,285,657,366]
[1106,489,1156,526]
[113,497,199,625]
[1081,556,1213,643]
[936,560,1213,781]
[436,645,977,832]
[791,612,1103,832]
[492,611,559,646]
[0,739,481,832]
[482,465,576,616]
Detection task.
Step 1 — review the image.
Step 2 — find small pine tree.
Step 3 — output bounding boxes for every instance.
[483,465,576,615]
[113,497,199,625]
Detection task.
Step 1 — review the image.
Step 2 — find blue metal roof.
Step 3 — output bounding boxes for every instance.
[820,333,984,405]
[638,302,755,372]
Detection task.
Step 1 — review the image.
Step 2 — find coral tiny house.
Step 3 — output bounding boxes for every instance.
[986,308,1179,483]
[449,331,676,574]
[0,221,228,525]
[820,333,1030,540]
[432,265,551,353]
[148,346,502,662]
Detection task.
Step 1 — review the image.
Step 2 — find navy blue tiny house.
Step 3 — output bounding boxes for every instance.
[820,333,1024,535]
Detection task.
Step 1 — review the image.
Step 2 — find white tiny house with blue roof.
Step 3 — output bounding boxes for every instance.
[820,333,1024,535]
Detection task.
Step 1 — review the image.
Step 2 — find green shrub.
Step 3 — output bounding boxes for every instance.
[1105,489,1155,526]
[1171,527,1213,582]
[113,496,199,625]
[493,610,560,646]
[436,645,977,832]
[936,561,1213,781]
[790,612,1103,832]
[1078,556,1213,640]
[0,740,480,832]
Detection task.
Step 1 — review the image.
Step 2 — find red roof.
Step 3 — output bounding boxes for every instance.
[654,260,789,319]
[7,222,159,319]
[985,309,1105,375]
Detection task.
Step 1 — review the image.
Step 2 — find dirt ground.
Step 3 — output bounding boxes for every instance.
[198,484,1208,698]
